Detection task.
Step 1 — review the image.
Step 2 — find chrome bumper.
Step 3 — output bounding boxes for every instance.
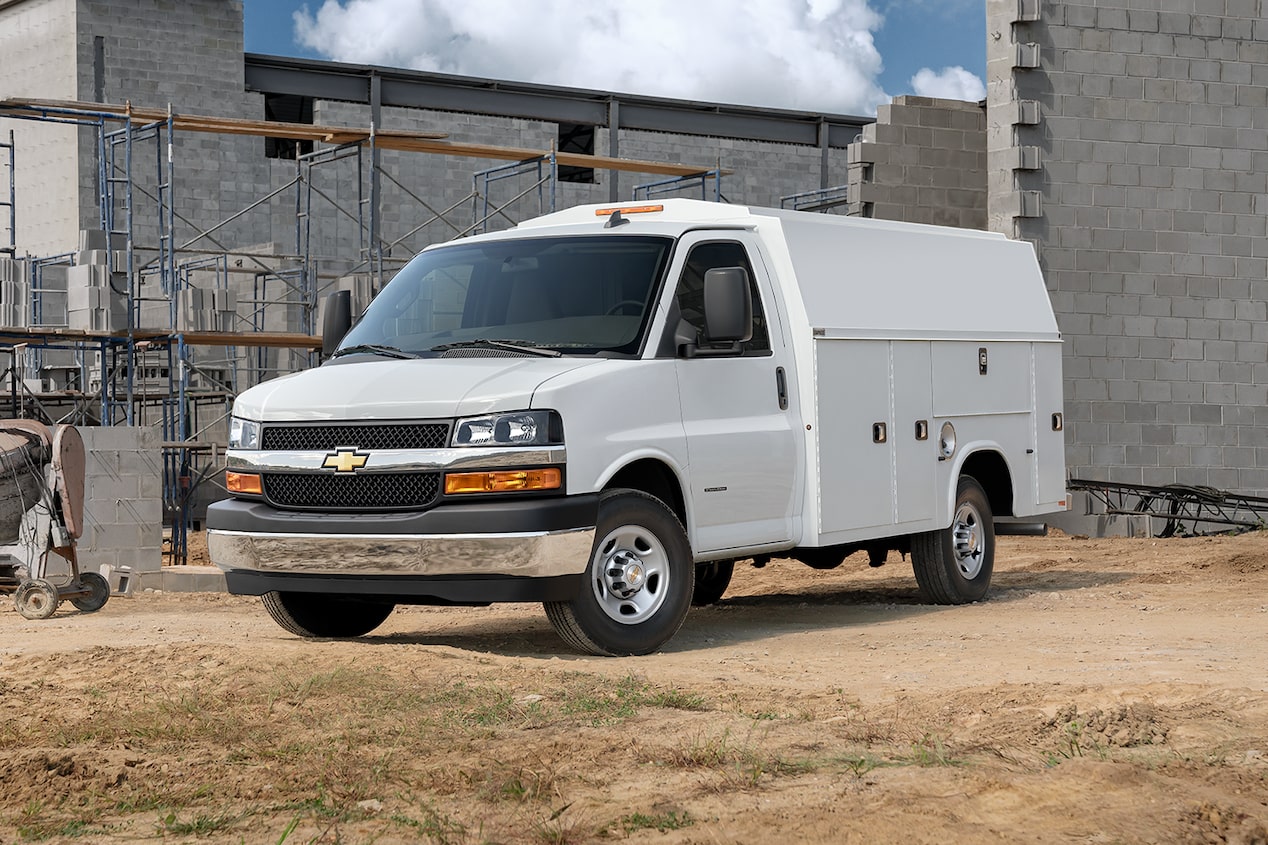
[208,526,595,579]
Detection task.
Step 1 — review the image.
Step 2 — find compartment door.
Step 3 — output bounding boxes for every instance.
[816,339,894,534]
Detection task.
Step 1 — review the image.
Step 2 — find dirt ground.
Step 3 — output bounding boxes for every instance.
[1,530,1267,844]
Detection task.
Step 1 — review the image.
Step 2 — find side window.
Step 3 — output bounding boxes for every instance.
[674,241,770,354]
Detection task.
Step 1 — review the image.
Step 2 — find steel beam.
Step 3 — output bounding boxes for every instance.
[245,54,869,149]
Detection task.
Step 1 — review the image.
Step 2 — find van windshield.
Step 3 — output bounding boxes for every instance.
[336,235,674,357]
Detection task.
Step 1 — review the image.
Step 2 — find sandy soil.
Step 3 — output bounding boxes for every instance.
[1,530,1266,843]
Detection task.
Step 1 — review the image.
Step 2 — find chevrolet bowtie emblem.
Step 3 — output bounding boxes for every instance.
[323,448,369,473]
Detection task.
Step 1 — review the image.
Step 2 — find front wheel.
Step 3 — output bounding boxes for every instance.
[70,572,110,612]
[261,592,395,638]
[545,490,693,656]
[911,476,994,604]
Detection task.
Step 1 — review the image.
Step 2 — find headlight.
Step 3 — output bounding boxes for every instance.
[452,410,562,447]
[229,417,261,450]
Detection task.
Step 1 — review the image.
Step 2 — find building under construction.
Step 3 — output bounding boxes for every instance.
[2,0,1267,564]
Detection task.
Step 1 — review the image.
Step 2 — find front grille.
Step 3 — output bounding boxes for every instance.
[263,472,441,510]
[262,422,450,451]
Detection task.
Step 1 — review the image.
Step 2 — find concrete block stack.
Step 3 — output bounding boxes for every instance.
[177,287,213,331]
[845,96,987,229]
[67,229,129,332]
[0,256,28,328]
[212,288,238,332]
[34,263,69,328]
[77,426,163,592]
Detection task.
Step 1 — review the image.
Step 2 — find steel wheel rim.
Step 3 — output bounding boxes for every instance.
[591,523,670,624]
[951,501,985,580]
[17,582,57,617]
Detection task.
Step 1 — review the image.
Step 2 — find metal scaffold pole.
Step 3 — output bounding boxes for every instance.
[0,129,14,257]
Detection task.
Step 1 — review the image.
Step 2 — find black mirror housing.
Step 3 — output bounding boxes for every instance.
[703,267,752,343]
[322,290,353,357]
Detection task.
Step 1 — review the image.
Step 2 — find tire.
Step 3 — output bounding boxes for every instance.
[544,489,693,656]
[15,579,60,620]
[692,560,734,606]
[261,592,395,638]
[911,476,994,605]
[70,572,110,612]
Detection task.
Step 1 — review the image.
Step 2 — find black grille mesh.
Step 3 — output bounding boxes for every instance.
[263,472,440,510]
[261,422,449,451]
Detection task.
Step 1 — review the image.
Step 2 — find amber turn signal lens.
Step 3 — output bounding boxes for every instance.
[226,471,263,494]
[444,468,562,494]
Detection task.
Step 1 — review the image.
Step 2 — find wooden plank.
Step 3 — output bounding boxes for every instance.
[1,97,731,176]
[0,98,447,142]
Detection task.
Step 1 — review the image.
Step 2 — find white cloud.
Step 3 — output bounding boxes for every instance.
[293,0,889,114]
[909,66,985,102]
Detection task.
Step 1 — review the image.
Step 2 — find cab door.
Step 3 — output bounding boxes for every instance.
[666,232,799,553]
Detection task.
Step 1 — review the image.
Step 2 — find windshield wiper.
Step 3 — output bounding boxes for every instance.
[330,344,419,360]
[430,339,562,358]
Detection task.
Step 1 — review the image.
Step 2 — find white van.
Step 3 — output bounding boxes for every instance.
[209,199,1066,655]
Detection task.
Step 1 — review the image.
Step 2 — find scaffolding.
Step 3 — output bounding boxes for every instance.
[0,96,730,563]
[780,185,850,212]
[633,168,727,203]
[1,130,13,257]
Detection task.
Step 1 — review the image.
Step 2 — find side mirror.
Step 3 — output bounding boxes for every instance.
[322,290,352,357]
[703,267,752,343]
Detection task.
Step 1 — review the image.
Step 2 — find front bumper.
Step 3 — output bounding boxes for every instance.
[207,495,597,602]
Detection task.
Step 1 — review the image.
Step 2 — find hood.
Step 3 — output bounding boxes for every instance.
[234,356,604,421]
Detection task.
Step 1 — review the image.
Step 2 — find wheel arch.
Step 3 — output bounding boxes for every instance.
[602,457,688,529]
[957,448,1015,518]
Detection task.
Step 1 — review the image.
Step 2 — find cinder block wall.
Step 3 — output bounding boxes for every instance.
[988,0,1268,492]
[75,0,268,254]
[845,96,987,228]
[79,425,162,584]
[0,0,81,256]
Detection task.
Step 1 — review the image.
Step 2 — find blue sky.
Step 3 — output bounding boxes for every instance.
[243,0,986,116]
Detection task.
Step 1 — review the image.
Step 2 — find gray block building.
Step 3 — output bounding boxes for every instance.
[986,0,1268,493]
[0,0,1267,538]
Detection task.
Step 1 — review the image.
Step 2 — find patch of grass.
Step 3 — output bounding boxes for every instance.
[277,793,348,822]
[490,765,559,804]
[557,674,707,725]
[904,732,964,768]
[664,727,816,789]
[529,802,591,845]
[838,754,883,779]
[431,682,530,729]
[0,663,724,844]
[388,799,469,845]
[112,794,168,814]
[615,809,694,834]
[16,815,109,842]
[157,809,241,836]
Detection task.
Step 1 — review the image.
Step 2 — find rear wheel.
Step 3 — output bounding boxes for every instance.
[911,476,994,604]
[262,592,395,638]
[692,560,734,606]
[545,490,693,656]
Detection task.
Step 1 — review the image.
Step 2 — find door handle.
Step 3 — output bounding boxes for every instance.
[775,367,788,410]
